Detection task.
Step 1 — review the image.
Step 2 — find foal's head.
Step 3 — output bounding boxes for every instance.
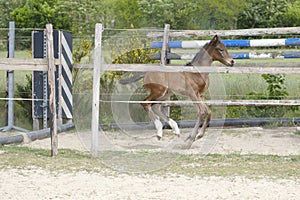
[205,35,234,67]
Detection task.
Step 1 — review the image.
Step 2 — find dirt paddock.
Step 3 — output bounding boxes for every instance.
[1,127,300,199]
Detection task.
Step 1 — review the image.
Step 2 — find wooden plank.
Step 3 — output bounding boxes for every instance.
[93,64,300,74]
[147,27,300,38]
[0,58,60,71]
[161,24,170,65]
[46,24,58,157]
[103,99,300,106]
[201,99,300,106]
[91,23,103,157]
[73,61,300,71]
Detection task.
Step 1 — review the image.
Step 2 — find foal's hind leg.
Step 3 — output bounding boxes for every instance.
[152,104,180,136]
[148,106,163,139]
[142,84,168,139]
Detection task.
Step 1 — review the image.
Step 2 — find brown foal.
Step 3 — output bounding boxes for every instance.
[141,35,234,141]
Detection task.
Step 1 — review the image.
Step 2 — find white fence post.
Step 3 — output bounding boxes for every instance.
[91,23,103,157]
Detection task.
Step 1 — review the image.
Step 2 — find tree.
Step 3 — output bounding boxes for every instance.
[112,0,142,28]
[282,0,300,27]
[138,0,175,28]
[138,0,246,30]
[10,0,71,29]
[237,0,290,28]
[0,0,25,27]
[201,0,247,29]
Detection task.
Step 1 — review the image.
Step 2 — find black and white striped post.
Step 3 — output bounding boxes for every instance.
[58,31,73,125]
[32,30,73,130]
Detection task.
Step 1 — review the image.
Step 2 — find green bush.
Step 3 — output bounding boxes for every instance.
[226,74,299,119]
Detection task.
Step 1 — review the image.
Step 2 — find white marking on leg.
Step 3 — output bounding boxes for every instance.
[196,129,205,140]
[168,119,180,135]
[154,119,163,138]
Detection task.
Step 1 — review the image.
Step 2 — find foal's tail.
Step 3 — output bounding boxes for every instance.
[119,72,145,84]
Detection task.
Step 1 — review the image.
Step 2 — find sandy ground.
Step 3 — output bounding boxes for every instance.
[1,127,300,199]
[1,168,300,200]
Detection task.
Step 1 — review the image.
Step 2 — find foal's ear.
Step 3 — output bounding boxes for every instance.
[213,35,220,42]
[210,35,220,45]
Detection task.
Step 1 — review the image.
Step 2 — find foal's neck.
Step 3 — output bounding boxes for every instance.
[189,48,212,66]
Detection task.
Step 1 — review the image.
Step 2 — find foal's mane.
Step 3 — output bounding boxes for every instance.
[185,42,210,66]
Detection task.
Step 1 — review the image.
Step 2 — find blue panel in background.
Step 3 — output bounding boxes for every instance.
[222,40,250,47]
[230,53,250,59]
[150,41,183,48]
[285,38,300,46]
[284,51,300,58]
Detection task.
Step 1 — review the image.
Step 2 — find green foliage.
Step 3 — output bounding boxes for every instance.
[10,0,71,29]
[1,0,300,32]
[138,0,246,29]
[73,40,92,64]
[138,0,186,29]
[226,74,299,118]
[112,0,142,28]
[282,0,300,27]
[72,40,92,91]
[0,0,25,27]
[261,74,288,100]
[169,95,184,121]
[237,0,291,28]
[15,74,32,126]
[112,48,159,64]
[71,40,93,129]
[201,0,247,29]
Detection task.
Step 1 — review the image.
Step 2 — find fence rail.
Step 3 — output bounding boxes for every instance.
[101,99,300,106]
[0,58,60,71]
[73,63,300,74]
[147,27,300,38]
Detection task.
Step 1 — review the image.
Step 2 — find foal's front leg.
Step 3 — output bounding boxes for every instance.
[195,103,211,140]
[185,102,203,142]
[186,92,211,141]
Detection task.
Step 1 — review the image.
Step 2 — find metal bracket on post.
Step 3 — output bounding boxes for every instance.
[57,30,63,127]
[42,31,48,129]
[0,21,28,132]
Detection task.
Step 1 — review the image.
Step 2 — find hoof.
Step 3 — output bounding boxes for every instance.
[195,135,202,141]
[156,135,162,140]
[195,132,205,141]
[185,135,192,142]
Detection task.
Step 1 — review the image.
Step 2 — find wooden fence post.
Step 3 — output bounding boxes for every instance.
[91,23,103,157]
[46,24,58,157]
[161,24,171,117]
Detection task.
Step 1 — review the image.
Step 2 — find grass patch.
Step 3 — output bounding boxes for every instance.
[0,145,105,173]
[1,145,300,179]
[165,154,300,179]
